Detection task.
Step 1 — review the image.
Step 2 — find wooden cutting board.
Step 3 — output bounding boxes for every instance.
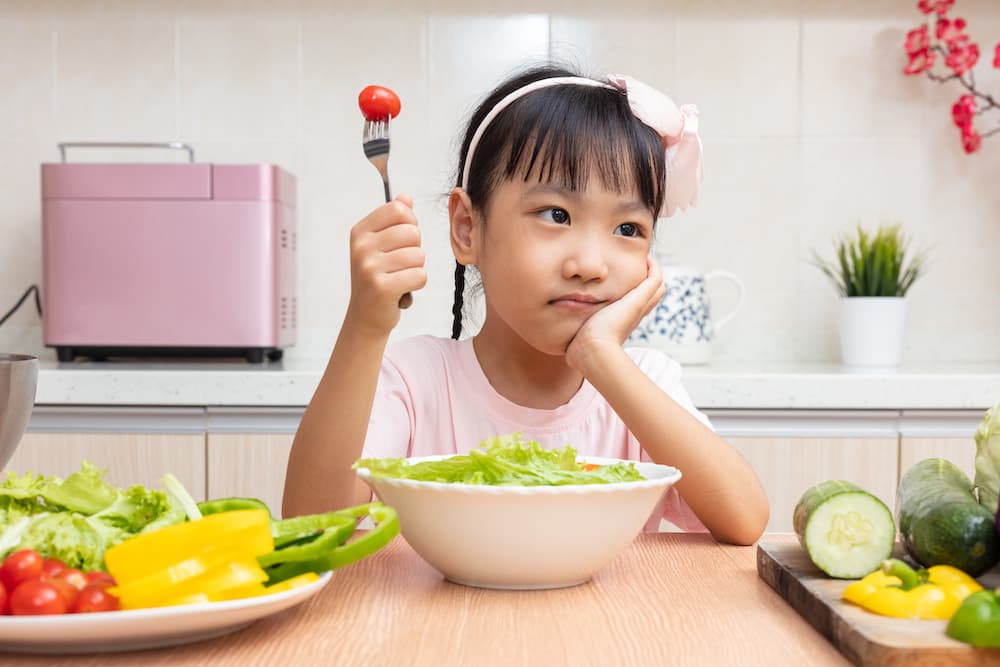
[757,538,1000,666]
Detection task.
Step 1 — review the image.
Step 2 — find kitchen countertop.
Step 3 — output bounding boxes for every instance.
[34,358,1000,410]
[3,533,849,666]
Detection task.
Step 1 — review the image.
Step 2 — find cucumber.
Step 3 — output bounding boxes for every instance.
[793,480,895,579]
[897,458,1000,576]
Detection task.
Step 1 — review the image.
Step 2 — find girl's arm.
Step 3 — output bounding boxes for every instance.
[283,196,425,517]
[566,258,768,545]
[571,343,768,545]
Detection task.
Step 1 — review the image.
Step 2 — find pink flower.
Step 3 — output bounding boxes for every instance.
[951,94,977,128]
[961,127,982,153]
[945,42,980,75]
[936,17,969,47]
[905,25,930,55]
[918,0,955,15]
[904,48,936,74]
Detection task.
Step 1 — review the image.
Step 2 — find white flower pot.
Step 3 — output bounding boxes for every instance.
[839,297,908,369]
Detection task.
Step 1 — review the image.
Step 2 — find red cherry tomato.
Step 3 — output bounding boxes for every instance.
[9,579,68,615]
[0,549,43,591]
[43,576,80,609]
[41,558,68,578]
[0,581,7,615]
[358,85,401,121]
[56,568,89,591]
[71,584,120,614]
[84,571,116,588]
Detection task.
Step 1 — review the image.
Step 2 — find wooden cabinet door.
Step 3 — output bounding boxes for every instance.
[727,436,899,533]
[5,432,207,500]
[207,433,294,518]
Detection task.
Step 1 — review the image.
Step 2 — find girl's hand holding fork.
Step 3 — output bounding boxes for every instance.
[345,195,427,337]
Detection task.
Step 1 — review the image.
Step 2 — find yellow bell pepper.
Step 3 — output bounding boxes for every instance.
[104,509,274,609]
[842,558,982,620]
[105,509,273,585]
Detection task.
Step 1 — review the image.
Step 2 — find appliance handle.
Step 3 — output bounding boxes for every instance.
[57,142,196,163]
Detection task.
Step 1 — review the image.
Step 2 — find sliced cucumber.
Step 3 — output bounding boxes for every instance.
[793,480,895,579]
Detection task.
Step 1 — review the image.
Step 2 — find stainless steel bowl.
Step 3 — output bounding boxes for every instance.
[0,354,38,470]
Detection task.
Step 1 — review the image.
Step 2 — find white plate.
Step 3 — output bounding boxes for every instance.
[0,571,332,654]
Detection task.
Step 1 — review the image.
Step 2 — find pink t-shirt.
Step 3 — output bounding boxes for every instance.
[362,335,709,532]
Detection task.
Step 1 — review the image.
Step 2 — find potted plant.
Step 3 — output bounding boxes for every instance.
[812,225,927,368]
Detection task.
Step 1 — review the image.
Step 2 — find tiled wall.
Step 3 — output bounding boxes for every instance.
[1,0,998,365]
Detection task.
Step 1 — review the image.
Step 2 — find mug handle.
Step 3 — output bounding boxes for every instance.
[704,270,745,331]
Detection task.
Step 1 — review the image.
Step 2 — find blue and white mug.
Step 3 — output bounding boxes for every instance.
[627,265,744,365]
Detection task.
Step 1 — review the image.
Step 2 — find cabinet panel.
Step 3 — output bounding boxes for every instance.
[899,436,977,484]
[5,432,207,500]
[728,436,899,533]
[207,433,294,518]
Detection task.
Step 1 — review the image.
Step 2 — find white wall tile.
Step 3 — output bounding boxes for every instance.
[54,13,176,139]
[177,4,300,141]
[675,17,800,138]
[0,11,54,140]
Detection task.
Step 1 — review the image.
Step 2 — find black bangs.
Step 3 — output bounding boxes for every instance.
[460,77,666,219]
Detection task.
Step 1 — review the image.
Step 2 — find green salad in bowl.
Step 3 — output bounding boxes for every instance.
[353,434,681,590]
[354,435,646,486]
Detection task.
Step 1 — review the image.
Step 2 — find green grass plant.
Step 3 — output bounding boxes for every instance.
[812,224,925,298]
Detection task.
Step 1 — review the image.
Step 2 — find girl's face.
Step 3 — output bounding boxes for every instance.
[468,174,655,356]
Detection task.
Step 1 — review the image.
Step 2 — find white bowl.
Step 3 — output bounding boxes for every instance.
[355,455,682,590]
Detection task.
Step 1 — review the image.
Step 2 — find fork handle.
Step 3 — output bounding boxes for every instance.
[381,179,412,310]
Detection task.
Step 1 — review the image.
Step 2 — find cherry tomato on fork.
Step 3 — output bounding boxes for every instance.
[358,85,402,121]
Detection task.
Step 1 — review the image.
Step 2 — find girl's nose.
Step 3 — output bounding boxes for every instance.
[561,234,609,282]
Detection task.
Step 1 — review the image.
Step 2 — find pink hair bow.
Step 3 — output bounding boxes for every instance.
[607,75,703,218]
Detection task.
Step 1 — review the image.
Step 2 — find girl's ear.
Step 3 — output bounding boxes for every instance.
[449,187,480,265]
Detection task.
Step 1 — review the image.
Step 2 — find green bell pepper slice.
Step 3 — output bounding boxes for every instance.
[197,497,273,518]
[262,502,399,585]
[946,590,1000,647]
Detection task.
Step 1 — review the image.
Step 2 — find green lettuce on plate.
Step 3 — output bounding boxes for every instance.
[353,433,645,486]
[0,462,189,571]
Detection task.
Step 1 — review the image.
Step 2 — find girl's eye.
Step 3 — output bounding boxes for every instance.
[615,222,641,238]
[541,208,570,224]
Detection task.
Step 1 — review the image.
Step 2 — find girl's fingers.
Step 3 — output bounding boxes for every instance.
[356,198,417,234]
[381,246,426,273]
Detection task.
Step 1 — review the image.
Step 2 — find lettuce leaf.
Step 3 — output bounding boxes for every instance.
[0,462,192,569]
[354,433,645,486]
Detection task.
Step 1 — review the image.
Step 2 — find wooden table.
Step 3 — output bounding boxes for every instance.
[6,533,848,666]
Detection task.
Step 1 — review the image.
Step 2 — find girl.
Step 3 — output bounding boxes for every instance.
[284,64,769,545]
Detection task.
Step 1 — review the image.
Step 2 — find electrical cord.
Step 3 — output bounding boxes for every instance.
[0,284,42,327]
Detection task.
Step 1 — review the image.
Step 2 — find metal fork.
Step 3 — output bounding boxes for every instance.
[363,118,412,309]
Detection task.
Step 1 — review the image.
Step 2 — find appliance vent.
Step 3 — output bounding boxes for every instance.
[291,296,297,329]
[281,296,288,330]
[280,228,289,250]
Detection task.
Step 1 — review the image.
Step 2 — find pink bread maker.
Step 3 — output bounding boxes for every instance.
[41,142,296,363]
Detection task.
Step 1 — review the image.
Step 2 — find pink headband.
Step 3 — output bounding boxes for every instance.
[460,74,703,218]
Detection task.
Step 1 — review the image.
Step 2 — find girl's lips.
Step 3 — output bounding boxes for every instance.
[549,295,605,310]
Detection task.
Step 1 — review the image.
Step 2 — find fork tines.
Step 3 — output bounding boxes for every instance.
[362,119,390,159]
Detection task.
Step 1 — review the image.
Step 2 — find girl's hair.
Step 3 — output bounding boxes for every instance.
[450,64,667,340]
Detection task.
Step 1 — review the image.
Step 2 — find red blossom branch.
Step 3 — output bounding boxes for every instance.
[903,1,1000,153]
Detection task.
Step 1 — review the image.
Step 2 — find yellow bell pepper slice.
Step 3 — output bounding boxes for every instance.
[842,559,982,620]
[105,510,273,585]
[115,558,269,609]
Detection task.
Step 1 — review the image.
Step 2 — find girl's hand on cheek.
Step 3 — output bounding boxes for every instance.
[565,257,666,372]
[345,194,427,336]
